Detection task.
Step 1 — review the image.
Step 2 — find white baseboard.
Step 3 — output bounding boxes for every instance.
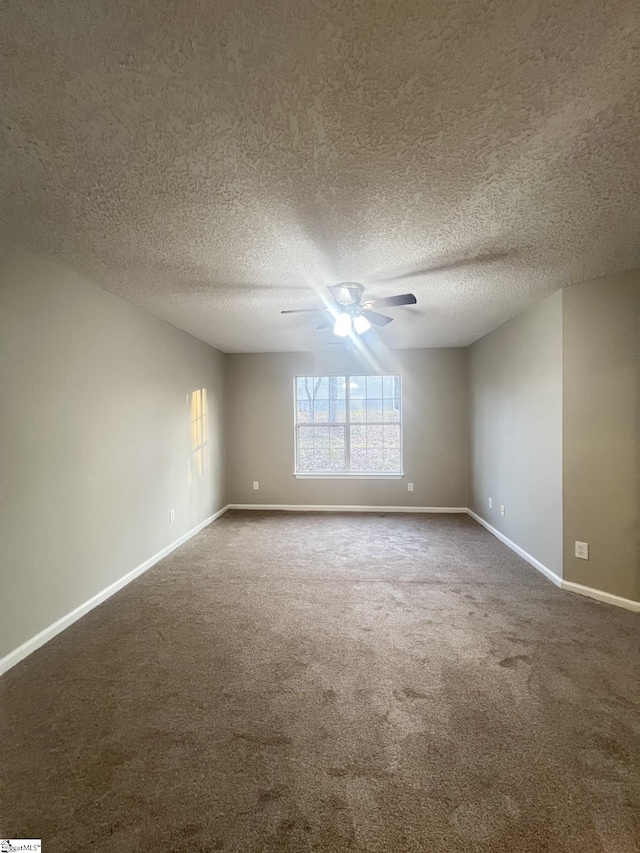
[227,504,468,513]
[466,509,563,587]
[467,509,640,613]
[0,504,230,677]
[560,580,640,612]
[5,502,634,678]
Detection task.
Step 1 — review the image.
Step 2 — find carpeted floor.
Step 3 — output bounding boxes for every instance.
[1,511,639,852]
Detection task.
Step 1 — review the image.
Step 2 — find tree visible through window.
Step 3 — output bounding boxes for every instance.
[295,375,402,474]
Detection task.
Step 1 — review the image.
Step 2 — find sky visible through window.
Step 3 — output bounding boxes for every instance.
[295,375,401,474]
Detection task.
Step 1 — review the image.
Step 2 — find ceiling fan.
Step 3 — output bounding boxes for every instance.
[281,282,416,337]
[279,248,516,337]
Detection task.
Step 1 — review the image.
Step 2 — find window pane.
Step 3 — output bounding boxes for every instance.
[313,449,329,470]
[366,375,382,397]
[383,400,400,423]
[297,377,321,407]
[350,424,366,447]
[366,399,383,423]
[349,376,366,399]
[383,424,401,447]
[367,448,384,470]
[313,400,330,423]
[296,378,317,423]
[328,376,345,401]
[330,398,346,423]
[393,378,401,412]
[312,426,331,470]
[316,376,330,399]
[298,448,313,472]
[297,427,314,471]
[297,402,312,423]
[298,453,314,472]
[350,399,366,422]
[384,448,401,472]
[329,425,346,471]
[383,375,396,398]
[329,451,345,470]
[367,424,384,446]
[350,448,367,471]
[298,426,314,448]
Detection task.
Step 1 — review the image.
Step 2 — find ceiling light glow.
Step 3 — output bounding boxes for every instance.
[333,312,352,337]
[353,314,371,334]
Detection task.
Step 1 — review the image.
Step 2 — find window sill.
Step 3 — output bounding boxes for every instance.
[294,473,404,480]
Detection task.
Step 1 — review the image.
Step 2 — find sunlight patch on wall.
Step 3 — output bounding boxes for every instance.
[188,388,209,484]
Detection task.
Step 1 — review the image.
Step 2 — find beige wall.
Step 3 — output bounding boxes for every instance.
[3,240,637,669]
[225,348,468,508]
[0,246,227,660]
[563,271,640,601]
[469,291,564,576]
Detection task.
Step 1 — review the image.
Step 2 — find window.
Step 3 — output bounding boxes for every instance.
[295,375,402,475]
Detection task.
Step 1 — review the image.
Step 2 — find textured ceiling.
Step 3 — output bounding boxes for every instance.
[1,0,639,352]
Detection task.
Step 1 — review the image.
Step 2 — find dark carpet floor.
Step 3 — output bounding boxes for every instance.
[2,511,639,852]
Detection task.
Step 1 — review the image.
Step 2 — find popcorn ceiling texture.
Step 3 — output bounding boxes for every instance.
[1,0,639,352]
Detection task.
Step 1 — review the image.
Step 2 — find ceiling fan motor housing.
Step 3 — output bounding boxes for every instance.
[331,282,365,305]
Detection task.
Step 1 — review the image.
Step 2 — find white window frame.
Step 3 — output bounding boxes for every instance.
[293,374,404,479]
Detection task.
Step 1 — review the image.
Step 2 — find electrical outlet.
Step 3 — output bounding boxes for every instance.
[169,508,175,522]
[500,505,505,516]
[408,482,414,492]
[488,498,493,509]
[575,541,589,560]
[253,481,259,490]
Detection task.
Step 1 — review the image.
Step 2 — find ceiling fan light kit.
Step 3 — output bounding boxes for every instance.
[353,314,371,334]
[333,312,352,337]
[282,282,416,339]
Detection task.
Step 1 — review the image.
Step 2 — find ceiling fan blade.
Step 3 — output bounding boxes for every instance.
[281,308,321,314]
[362,310,393,327]
[316,320,333,330]
[370,293,417,308]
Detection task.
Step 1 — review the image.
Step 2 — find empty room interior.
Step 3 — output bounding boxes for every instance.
[1,0,639,850]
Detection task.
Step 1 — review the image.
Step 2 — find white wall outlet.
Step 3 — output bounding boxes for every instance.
[500,505,505,516]
[253,481,259,490]
[488,498,493,509]
[575,541,589,560]
[408,482,414,492]
[169,508,175,522]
